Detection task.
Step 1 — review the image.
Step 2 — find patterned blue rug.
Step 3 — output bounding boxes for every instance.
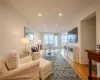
[43,50,81,80]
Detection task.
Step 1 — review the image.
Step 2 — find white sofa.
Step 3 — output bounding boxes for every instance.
[0,55,52,80]
[20,56,52,80]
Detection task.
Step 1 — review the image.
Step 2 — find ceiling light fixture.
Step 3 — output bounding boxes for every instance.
[44,25,46,27]
[38,13,42,17]
[56,25,58,27]
[59,13,63,16]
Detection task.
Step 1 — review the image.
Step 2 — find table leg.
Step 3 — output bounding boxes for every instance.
[88,59,92,80]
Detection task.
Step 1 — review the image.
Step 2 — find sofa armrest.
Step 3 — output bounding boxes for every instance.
[1,60,40,80]
[20,55,32,64]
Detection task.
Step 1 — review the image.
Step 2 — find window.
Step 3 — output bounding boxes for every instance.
[44,35,48,44]
[44,34,54,44]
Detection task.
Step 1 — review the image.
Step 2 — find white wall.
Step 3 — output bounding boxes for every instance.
[0,2,40,56]
[40,32,44,43]
[57,33,62,48]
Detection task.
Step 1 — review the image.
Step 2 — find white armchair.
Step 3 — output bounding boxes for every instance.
[0,56,40,80]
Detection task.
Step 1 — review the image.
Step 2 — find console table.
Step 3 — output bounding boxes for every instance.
[85,50,100,80]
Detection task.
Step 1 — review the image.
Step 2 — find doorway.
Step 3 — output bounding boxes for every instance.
[81,12,97,72]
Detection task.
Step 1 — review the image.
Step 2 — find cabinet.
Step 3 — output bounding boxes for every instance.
[64,45,79,62]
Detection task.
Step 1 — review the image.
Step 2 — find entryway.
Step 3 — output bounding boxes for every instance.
[81,12,97,72]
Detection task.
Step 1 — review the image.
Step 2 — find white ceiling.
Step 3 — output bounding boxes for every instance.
[5,0,95,32]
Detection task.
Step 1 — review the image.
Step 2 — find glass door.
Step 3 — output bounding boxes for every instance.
[44,34,58,47]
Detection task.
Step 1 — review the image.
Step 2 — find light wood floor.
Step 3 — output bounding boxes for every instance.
[62,52,97,80]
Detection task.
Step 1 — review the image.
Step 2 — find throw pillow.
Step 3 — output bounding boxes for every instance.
[31,47,37,52]
[5,50,20,70]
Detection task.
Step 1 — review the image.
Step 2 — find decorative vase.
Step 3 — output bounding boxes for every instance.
[97,44,100,52]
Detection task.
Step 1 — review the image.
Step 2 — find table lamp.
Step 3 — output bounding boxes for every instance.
[21,38,29,54]
[38,40,42,50]
[38,40,42,44]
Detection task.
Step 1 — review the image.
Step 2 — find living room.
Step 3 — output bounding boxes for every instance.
[0,0,100,80]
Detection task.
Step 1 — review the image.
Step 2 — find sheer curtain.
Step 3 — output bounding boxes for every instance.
[62,33,67,47]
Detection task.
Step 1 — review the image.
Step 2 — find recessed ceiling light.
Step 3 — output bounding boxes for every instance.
[38,13,42,17]
[59,13,63,16]
[44,25,46,27]
[56,25,58,26]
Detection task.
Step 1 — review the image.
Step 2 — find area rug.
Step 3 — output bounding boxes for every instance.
[43,50,81,80]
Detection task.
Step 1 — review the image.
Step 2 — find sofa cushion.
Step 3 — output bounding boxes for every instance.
[5,50,20,70]
[0,56,8,75]
[39,58,52,80]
